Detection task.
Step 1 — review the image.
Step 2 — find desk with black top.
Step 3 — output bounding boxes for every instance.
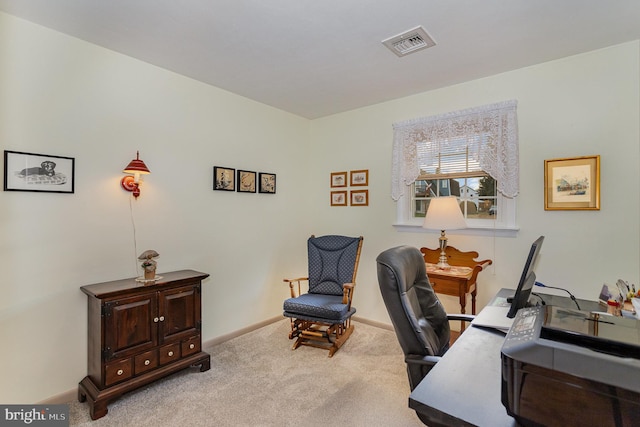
[408,288,602,427]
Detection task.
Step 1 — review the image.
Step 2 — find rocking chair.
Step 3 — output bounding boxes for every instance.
[283,235,363,357]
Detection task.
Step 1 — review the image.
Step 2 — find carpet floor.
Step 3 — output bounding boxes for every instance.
[68,320,424,426]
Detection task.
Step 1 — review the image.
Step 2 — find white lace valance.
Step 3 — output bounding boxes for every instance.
[391,100,519,200]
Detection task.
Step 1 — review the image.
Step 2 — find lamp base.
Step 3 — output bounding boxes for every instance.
[436,230,451,270]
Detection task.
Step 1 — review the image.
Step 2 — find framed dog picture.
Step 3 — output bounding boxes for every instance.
[4,150,75,193]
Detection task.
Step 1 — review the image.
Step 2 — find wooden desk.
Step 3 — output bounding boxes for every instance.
[421,246,492,330]
[409,289,602,427]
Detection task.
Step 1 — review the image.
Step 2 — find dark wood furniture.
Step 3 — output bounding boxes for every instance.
[421,246,492,331]
[409,289,602,427]
[78,269,210,420]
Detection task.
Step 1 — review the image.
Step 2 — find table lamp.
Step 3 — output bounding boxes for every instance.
[422,196,467,270]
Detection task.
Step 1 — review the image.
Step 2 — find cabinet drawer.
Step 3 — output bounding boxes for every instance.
[105,359,132,386]
[134,349,158,375]
[159,342,181,365]
[428,277,461,296]
[182,336,200,356]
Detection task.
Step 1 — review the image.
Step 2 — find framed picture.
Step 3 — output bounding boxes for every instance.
[350,169,369,186]
[4,150,75,193]
[350,189,369,206]
[213,166,235,191]
[237,170,256,193]
[331,191,347,206]
[258,172,276,194]
[544,155,600,210]
[330,171,347,188]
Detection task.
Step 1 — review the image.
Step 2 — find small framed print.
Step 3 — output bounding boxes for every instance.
[331,171,347,188]
[213,166,236,191]
[258,172,276,194]
[350,189,369,206]
[237,170,256,193]
[350,169,368,186]
[544,155,600,210]
[331,190,347,206]
[4,150,75,193]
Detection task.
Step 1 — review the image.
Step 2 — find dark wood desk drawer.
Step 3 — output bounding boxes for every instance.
[104,358,132,387]
[134,349,158,375]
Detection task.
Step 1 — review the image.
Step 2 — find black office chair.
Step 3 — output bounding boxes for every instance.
[376,246,474,394]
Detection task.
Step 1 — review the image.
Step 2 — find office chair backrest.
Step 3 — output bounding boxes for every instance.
[308,235,362,296]
[376,245,451,358]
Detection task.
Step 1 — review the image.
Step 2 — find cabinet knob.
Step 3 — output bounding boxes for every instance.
[168,351,174,357]
[117,369,124,376]
[189,343,195,349]
[144,359,150,366]
[154,317,159,323]
[159,316,165,322]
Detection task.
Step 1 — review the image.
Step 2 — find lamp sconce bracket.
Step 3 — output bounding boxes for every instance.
[121,176,140,198]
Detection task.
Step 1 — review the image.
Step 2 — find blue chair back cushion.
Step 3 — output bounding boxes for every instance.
[307,235,360,296]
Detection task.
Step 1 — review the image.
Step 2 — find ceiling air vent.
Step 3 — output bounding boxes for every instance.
[382,26,436,57]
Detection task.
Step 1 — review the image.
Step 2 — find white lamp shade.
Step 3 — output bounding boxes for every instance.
[422,196,467,231]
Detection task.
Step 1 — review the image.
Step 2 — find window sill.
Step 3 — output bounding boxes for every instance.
[392,223,519,238]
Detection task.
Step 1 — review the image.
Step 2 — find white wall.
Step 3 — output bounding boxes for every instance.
[1,10,639,404]
[309,41,640,320]
[0,12,310,403]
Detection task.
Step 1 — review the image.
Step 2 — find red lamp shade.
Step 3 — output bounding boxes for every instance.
[121,151,150,198]
[123,151,150,175]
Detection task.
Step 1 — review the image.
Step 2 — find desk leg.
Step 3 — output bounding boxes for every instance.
[458,284,467,332]
[471,286,477,315]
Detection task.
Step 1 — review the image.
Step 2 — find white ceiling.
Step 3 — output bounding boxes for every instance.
[2,1,640,119]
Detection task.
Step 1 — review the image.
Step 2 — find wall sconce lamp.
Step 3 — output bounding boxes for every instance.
[120,151,150,199]
[422,196,467,270]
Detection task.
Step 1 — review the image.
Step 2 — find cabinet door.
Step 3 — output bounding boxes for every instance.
[104,293,158,360]
[159,284,201,343]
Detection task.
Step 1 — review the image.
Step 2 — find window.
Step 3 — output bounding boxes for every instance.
[391,101,519,235]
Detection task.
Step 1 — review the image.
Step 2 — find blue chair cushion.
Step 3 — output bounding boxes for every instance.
[283,293,356,322]
[308,235,361,296]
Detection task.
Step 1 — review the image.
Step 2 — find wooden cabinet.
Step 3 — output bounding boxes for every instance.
[78,270,210,420]
[421,246,492,331]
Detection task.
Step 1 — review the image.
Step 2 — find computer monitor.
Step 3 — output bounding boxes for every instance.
[507,236,545,318]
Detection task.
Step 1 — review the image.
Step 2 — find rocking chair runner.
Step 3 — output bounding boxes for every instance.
[283,235,363,357]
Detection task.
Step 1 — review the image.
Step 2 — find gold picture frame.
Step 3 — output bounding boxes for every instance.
[331,171,347,188]
[331,190,347,206]
[350,189,368,206]
[350,169,368,186]
[544,155,600,210]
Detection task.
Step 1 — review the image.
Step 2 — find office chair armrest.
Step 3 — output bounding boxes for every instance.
[283,277,309,298]
[446,314,475,323]
[405,354,441,367]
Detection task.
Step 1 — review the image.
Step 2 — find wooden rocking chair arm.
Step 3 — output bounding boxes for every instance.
[283,277,309,298]
[283,277,309,283]
[342,282,355,305]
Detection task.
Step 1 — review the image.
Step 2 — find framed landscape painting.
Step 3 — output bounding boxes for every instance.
[544,155,600,210]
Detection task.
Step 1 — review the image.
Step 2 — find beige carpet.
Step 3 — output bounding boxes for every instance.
[68,320,424,426]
